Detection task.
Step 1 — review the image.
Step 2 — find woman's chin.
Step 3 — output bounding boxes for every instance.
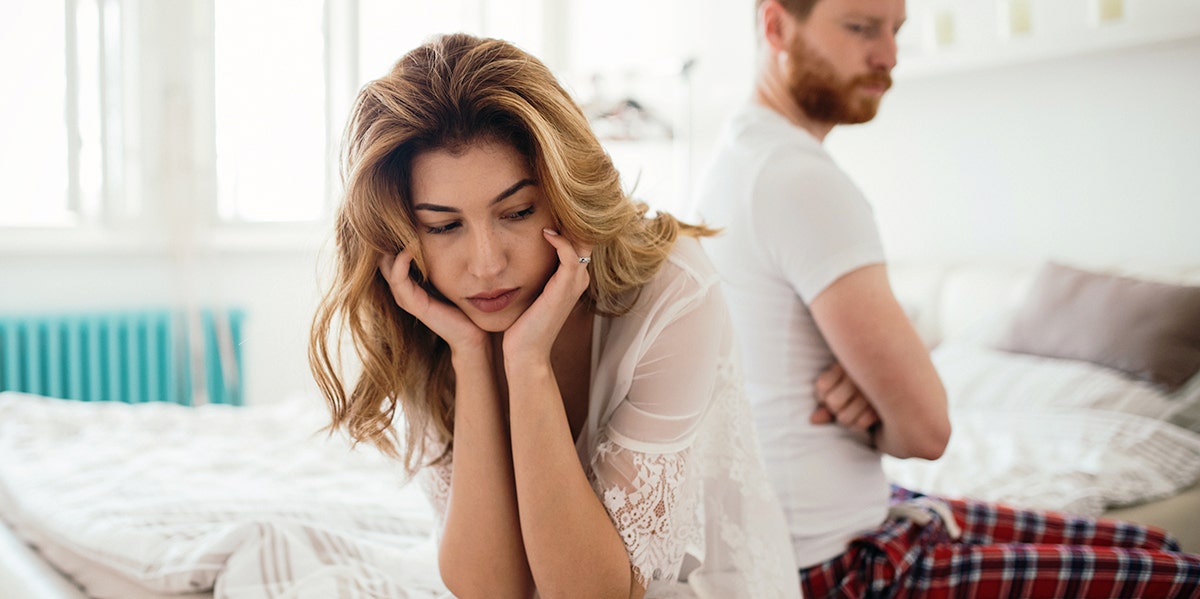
[466,311,519,334]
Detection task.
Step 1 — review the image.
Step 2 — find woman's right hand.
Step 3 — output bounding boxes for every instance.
[378,250,488,353]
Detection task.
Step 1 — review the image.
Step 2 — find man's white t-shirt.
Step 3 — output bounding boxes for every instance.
[693,102,891,569]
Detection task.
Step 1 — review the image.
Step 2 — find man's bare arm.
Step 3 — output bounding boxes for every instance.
[809,263,950,459]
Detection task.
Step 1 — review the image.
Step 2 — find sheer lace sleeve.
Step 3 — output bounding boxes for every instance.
[588,240,802,598]
[588,434,699,591]
[415,458,452,534]
[587,255,723,591]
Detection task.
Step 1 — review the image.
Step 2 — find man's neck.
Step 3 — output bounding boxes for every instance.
[754,83,835,143]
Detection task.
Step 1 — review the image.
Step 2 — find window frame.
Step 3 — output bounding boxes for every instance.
[3,0,564,254]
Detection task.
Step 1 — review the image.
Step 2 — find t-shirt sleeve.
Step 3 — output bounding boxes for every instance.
[588,260,726,588]
[749,147,885,304]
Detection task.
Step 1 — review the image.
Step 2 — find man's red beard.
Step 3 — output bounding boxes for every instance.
[785,37,892,124]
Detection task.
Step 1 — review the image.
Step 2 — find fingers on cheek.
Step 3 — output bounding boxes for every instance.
[543,229,567,252]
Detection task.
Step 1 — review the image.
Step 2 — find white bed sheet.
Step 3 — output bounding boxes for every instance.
[1,517,90,599]
[0,391,449,599]
[885,344,1200,516]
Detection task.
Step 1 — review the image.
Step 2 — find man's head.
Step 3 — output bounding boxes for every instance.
[759,0,904,126]
[756,0,820,21]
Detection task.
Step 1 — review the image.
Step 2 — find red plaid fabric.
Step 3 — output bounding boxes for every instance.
[800,488,1200,599]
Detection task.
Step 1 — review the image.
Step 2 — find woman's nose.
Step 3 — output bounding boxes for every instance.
[467,228,506,278]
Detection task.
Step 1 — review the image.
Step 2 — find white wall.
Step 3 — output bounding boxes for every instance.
[4,3,1198,406]
[825,36,1200,269]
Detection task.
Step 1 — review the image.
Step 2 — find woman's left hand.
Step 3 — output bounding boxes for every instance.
[502,228,592,361]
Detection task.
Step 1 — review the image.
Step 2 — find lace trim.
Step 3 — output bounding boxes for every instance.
[413,357,799,597]
[589,437,694,589]
[416,459,453,527]
[692,357,800,597]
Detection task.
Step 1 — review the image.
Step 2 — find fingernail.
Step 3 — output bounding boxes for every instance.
[543,228,559,236]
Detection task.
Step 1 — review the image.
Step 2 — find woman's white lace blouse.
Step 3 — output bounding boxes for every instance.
[417,237,801,598]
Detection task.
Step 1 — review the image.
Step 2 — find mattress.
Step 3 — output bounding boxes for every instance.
[0,391,449,598]
[0,518,91,599]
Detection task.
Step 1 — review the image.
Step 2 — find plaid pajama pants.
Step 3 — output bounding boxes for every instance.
[799,488,1200,599]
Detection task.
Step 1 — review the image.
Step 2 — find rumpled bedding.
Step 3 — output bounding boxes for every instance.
[0,391,449,599]
[884,344,1200,516]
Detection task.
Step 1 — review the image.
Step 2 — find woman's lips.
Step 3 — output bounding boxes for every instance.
[468,288,518,313]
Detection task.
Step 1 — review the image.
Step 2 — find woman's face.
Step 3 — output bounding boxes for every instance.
[409,139,560,333]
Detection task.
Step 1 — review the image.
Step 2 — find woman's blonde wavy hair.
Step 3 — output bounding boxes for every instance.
[309,33,713,476]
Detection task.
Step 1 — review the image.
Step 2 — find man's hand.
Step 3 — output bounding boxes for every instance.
[811,362,880,433]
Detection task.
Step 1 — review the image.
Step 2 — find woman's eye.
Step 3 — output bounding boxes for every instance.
[503,206,535,220]
[424,221,461,235]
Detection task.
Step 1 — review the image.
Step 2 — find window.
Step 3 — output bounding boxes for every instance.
[213,0,327,223]
[1,0,553,234]
[213,0,547,225]
[357,0,545,82]
[0,0,115,227]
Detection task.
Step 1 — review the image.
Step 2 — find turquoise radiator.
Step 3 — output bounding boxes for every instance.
[0,308,245,405]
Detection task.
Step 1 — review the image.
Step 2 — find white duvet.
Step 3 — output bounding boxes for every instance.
[5,345,1200,598]
[884,344,1200,516]
[0,392,449,599]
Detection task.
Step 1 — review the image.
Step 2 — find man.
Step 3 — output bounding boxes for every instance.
[694,0,1200,597]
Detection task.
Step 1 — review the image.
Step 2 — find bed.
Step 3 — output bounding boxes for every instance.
[0,392,450,598]
[3,260,1199,597]
[885,260,1200,552]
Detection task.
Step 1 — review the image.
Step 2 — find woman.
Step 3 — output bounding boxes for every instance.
[309,33,799,598]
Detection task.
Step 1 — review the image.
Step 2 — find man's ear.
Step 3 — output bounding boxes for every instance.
[760,0,794,54]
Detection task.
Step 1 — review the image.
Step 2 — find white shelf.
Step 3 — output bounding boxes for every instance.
[895,0,1200,78]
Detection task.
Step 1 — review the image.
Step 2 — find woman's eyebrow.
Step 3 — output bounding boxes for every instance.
[413,178,537,213]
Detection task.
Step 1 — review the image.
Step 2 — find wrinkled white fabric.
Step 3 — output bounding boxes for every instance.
[418,237,801,598]
[884,343,1200,516]
[0,392,446,599]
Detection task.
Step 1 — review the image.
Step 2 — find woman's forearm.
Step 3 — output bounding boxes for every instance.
[438,346,533,598]
[506,359,637,599]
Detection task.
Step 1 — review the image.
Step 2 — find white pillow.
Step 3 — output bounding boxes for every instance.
[932,343,1199,429]
[887,344,1200,515]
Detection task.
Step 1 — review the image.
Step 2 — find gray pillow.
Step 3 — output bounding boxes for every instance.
[995,262,1200,392]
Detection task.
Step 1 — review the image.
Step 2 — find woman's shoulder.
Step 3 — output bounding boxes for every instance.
[657,235,720,293]
[619,235,724,326]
